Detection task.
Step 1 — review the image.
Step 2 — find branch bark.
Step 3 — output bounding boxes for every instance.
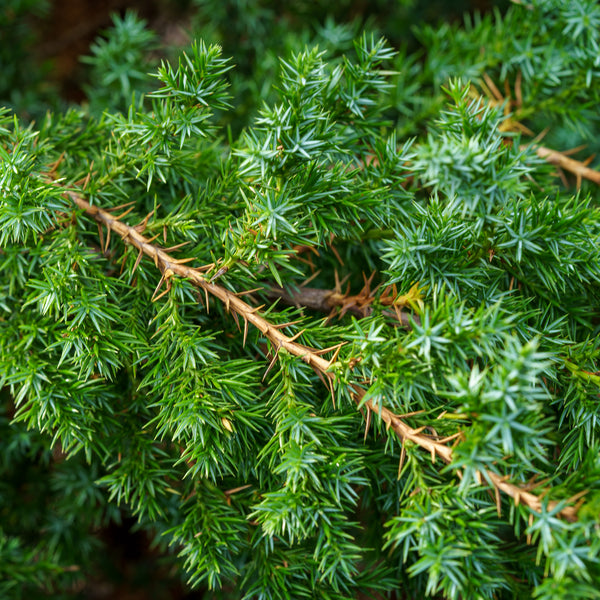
[532,145,600,186]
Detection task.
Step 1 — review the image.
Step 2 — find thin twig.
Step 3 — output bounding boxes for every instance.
[529,145,600,187]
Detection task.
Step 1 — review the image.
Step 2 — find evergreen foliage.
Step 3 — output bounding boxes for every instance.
[1,1,600,598]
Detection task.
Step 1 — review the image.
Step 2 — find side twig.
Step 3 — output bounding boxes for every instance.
[530,145,600,187]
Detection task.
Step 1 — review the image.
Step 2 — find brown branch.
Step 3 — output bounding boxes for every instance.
[67,191,335,376]
[530,145,600,187]
[353,385,579,522]
[470,76,600,188]
[66,189,581,522]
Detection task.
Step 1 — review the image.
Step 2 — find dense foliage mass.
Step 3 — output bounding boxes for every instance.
[1,0,600,598]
